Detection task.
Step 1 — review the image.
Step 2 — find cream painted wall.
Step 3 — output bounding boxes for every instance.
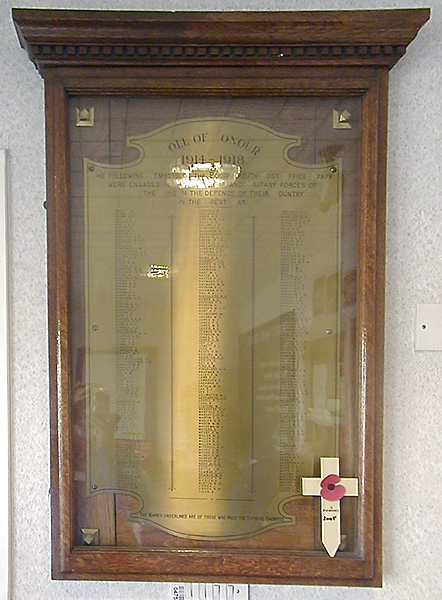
[1,0,441,598]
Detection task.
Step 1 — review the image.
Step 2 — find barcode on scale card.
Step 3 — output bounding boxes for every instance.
[172,585,184,600]
[171,583,249,600]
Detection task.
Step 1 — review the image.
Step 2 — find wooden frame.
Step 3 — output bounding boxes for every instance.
[13,9,429,586]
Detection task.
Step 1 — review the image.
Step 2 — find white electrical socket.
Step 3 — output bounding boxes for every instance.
[170,583,249,600]
[416,304,442,351]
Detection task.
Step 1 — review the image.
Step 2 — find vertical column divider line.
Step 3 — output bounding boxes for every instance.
[251,216,256,494]
[170,214,174,491]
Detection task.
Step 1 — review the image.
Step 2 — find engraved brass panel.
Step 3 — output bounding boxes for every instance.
[85,118,341,540]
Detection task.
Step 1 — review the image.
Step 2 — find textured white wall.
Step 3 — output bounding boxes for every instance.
[1,0,441,598]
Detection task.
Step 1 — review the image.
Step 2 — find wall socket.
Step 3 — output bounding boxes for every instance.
[416,304,442,351]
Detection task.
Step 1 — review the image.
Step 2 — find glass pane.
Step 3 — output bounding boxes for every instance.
[70,96,360,553]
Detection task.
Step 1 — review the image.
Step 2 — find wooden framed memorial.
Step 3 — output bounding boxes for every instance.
[13,8,429,586]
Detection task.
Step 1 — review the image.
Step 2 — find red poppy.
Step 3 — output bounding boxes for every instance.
[320,474,346,501]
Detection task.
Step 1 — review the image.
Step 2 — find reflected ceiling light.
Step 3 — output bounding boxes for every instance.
[167,161,241,190]
[145,264,169,278]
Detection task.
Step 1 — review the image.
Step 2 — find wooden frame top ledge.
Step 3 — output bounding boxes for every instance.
[13,9,430,72]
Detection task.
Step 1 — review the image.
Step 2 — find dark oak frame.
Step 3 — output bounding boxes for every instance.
[13,9,429,586]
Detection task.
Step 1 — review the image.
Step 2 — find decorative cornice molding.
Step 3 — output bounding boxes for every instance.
[12,9,430,75]
[28,43,407,67]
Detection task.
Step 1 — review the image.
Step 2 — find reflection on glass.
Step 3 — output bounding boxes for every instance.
[168,161,241,189]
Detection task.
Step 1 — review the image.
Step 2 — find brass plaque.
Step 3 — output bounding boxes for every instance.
[85,118,341,540]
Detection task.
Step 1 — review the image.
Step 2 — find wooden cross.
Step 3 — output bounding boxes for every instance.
[302,457,358,557]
